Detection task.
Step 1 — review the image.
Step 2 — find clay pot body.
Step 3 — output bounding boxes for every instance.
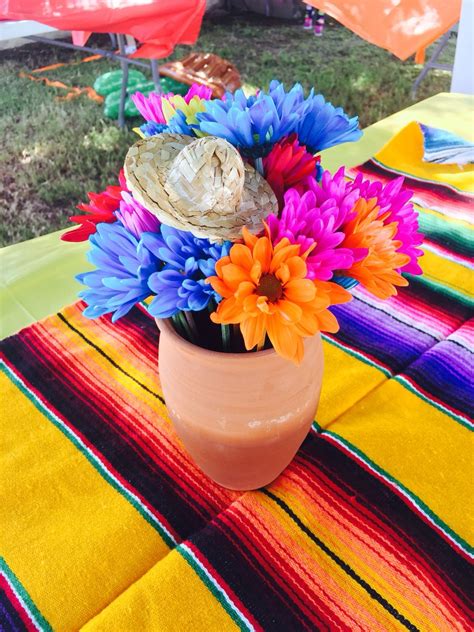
[156,319,324,490]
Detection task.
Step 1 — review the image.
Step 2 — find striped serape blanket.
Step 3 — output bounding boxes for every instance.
[1,122,473,631]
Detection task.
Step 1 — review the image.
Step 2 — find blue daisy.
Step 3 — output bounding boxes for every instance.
[77,222,158,322]
[297,94,362,153]
[139,121,169,137]
[196,80,362,157]
[143,225,231,319]
[166,110,196,136]
[196,81,306,157]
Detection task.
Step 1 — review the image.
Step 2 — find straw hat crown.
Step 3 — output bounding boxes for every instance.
[124,133,277,241]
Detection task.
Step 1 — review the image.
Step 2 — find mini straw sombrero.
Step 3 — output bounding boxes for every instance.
[124,133,278,241]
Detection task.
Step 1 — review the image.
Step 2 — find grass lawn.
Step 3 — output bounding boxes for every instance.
[0,13,455,246]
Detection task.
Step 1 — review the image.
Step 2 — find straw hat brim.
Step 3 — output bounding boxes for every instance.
[124,133,278,241]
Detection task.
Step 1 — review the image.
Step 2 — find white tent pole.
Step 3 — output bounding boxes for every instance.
[451,0,474,94]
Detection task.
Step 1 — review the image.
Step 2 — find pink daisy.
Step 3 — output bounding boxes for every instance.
[267,185,356,281]
[131,83,213,124]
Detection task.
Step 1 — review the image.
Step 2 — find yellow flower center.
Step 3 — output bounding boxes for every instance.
[256,274,283,302]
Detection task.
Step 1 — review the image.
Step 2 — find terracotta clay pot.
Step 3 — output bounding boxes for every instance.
[156,319,324,490]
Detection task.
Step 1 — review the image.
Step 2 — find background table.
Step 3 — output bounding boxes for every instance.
[1,92,472,339]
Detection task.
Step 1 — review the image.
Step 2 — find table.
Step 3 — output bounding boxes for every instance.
[0,22,162,127]
[1,92,472,340]
[1,0,206,126]
[1,93,473,631]
[1,0,205,59]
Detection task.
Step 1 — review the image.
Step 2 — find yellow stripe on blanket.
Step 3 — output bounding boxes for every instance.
[59,302,162,398]
[0,371,169,632]
[419,248,473,298]
[326,379,474,546]
[318,340,388,426]
[82,549,240,632]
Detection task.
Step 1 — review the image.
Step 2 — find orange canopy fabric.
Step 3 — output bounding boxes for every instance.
[306,0,460,60]
[1,0,206,59]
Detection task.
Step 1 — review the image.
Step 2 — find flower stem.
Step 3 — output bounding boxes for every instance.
[255,157,264,176]
[173,311,195,343]
[232,324,241,352]
[171,313,186,338]
[182,310,198,343]
[221,324,230,351]
[208,299,216,314]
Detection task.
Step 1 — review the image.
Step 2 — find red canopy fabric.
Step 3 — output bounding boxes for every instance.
[306,0,460,60]
[1,0,206,59]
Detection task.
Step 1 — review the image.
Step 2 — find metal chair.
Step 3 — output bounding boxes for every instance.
[411,25,458,99]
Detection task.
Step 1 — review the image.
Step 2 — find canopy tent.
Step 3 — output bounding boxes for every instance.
[1,0,206,126]
[1,0,206,59]
[305,0,461,60]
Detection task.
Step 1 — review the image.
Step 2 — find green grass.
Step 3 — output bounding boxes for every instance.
[0,14,455,246]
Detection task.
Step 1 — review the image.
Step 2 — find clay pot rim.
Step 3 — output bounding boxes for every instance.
[156,317,279,361]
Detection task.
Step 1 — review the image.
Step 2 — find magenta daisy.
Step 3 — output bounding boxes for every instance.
[267,186,356,281]
[303,168,423,275]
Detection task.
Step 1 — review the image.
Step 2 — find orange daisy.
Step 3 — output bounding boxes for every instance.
[342,198,411,299]
[207,227,351,364]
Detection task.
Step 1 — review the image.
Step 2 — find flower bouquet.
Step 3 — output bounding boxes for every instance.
[63,81,423,490]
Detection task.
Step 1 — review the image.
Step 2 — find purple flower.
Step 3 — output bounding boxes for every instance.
[305,167,361,227]
[302,168,368,264]
[116,191,160,238]
[132,91,170,125]
[299,168,423,277]
[308,168,423,275]
[184,83,214,102]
